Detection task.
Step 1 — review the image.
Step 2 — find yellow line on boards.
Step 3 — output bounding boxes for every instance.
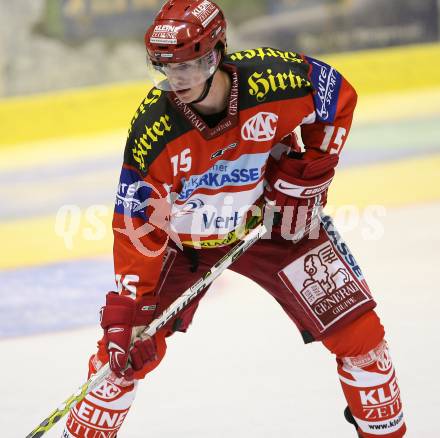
[1,43,440,147]
[321,42,440,96]
[0,82,151,147]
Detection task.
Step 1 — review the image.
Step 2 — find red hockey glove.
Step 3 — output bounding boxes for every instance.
[129,337,158,372]
[100,292,158,379]
[264,151,339,236]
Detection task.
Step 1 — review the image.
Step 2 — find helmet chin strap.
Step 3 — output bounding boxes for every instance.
[189,73,215,104]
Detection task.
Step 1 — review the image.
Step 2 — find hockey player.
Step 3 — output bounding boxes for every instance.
[63,1,406,437]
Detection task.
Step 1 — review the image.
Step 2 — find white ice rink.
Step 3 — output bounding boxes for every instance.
[2,203,439,438]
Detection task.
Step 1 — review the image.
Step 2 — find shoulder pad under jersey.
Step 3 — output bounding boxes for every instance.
[224,47,313,109]
[124,87,192,175]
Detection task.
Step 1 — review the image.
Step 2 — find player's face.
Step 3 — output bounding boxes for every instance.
[166,59,207,90]
[173,81,207,103]
[146,50,219,95]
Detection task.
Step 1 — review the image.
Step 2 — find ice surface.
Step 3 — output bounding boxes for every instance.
[2,203,439,437]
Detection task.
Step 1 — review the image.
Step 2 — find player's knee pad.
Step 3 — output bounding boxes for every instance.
[62,355,138,437]
[323,310,385,357]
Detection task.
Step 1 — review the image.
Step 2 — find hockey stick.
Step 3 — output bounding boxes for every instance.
[26,223,268,438]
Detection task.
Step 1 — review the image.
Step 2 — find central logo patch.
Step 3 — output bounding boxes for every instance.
[241,112,278,142]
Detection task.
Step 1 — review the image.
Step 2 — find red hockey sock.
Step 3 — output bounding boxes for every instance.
[62,355,137,438]
[323,311,406,437]
[62,330,168,437]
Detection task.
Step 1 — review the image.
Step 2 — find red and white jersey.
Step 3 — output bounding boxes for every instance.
[113,47,357,299]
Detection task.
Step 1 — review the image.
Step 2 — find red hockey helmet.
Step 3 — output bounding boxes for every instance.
[144,0,227,91]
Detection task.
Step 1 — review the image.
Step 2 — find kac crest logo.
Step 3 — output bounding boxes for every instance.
[241,112,278,142]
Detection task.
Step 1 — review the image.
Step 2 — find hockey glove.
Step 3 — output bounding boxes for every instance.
[100,292,158,379]
[264,150,338,236]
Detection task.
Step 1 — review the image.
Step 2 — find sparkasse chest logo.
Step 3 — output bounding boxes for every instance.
[241,112,278,142]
